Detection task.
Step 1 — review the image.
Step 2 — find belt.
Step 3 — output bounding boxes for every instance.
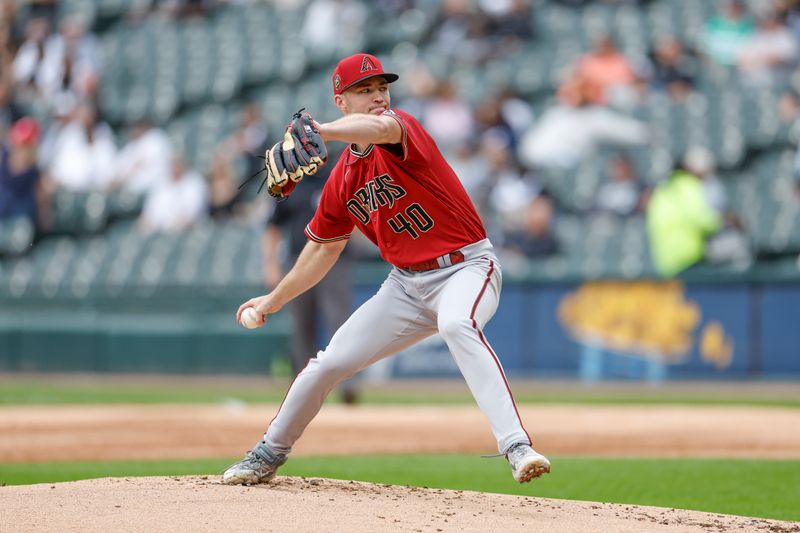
[404,251,465,272]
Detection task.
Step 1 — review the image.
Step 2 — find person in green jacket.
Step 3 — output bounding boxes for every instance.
[647,149,722,277]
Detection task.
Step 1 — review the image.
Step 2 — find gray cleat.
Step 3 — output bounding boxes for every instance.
[506,443,550,483]
[222,441,288,486]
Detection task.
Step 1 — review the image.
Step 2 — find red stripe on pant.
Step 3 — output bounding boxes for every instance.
[266,358,312,431]
[470,259,532,446]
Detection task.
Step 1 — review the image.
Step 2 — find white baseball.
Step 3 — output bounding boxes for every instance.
[240,307,263,330]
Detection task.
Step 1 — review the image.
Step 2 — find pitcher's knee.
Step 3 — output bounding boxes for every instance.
[438,317,473,341]
[312,351,359,384]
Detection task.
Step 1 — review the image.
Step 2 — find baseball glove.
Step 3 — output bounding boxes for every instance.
[265,109,328,199]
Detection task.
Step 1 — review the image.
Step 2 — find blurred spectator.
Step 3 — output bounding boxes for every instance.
[14,15,101,114]
[374,0,415,18]
[501,195,560,260]
[395,63,437,118]
[421,80,475,156]
[139,155,208,234]
[682,147,750,267]
[25,0,58,23]
[113,120,172,195]
[646,150,723,277]
[496,87,535,143]
[209,103,269,218]
[427,0,492,64]
[12,16,51,96]
[737,12,798,88]
[645,36,698,100]
[473,94,518,152]
[477,0,512,18]
[777,89,800,124]
[0,117,40,223]
[684,147,727,214]
[0,2,16,76]
[780,0,800,40]
[702,0,755,67]
[593,153,648,216]
[45,102,116,192]
[574,34,638,106]
[519,76,649,170]
[37,16,102,107]
[706,212,750,267]
[482,0,535,54]
[0,79,24,139]
[485,131,543,233]
[302,0,367,62]
[449,140,490,212]
[36,99,73,171]
[156,0,212,19]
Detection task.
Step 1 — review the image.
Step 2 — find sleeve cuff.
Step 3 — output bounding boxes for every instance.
[305,225,352,244]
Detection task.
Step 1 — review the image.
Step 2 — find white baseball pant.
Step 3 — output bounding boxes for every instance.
[263,239,531,455]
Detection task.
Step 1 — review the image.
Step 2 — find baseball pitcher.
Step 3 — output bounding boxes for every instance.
[224,53,550,485]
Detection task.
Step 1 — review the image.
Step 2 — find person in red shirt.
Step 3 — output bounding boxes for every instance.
[224,53,550,486]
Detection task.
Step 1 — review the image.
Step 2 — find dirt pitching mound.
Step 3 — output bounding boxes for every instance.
[3,476,799,533]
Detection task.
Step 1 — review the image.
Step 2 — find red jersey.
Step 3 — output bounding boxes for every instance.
[305,109,486,268]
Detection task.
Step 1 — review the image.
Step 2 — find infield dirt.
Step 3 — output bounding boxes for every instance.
[3,403,800,532]
[1,404,799,462]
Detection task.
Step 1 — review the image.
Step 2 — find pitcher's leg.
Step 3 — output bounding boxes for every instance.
[436,258,530,454]
[264,276,436,455]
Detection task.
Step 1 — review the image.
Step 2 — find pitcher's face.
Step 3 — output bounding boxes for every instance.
[336,77,391,116]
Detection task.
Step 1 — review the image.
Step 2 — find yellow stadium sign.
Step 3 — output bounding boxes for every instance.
[558,281,733,369]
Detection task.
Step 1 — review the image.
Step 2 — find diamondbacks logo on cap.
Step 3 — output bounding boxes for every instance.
[334,75,341,91]
[360,56,377,73]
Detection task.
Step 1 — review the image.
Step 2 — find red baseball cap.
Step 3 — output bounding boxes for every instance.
[9,117,40,145]
[332,53,399,96]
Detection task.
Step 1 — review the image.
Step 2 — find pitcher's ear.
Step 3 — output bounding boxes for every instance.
[334,94,347,114]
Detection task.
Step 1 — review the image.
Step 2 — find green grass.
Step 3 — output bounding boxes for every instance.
[0,382,288,405]
[1,456,798,521]
[2,379,799,407]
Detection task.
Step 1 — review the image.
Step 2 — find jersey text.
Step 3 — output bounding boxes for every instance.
[346,174,407,224]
